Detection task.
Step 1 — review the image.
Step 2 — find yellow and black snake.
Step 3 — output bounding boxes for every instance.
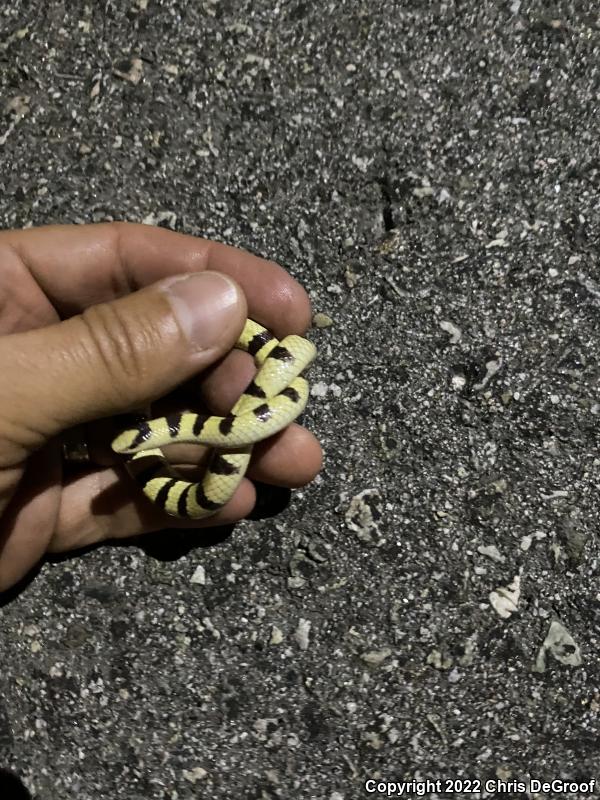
[111,319,316,519]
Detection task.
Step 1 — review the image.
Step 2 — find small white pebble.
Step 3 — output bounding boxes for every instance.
[520,535,533,551]
[294,618,312,650]
[265,769,279,784]
[351,155,370,173]
[440,319,462,343]
[477,544,505,563]
[312,312,333,328]
[489,574,521,619]
[270,626,284,645]
[361,648,392,666]
[182,767,207,783]
[311,381,328,397]
[190,565,206,585]
[451,373,466,391]
[448,668,460,683]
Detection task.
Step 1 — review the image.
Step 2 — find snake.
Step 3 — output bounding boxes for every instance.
[111,319,316,519]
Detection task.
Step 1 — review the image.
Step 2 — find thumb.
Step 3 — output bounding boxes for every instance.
[0,271,247,456]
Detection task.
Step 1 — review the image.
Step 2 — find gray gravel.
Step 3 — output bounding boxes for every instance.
[1,1,600,799]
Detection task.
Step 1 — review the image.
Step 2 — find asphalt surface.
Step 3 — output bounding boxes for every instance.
[1,2,600,799]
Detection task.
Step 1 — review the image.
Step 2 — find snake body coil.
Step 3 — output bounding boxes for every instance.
[111,319,316,519]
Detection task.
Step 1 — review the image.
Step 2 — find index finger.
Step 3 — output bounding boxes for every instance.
[0,222,312,337]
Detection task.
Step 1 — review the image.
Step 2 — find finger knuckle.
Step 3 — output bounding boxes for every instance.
[80,301,149,407]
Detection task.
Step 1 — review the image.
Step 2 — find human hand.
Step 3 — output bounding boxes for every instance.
[0,222,322,591]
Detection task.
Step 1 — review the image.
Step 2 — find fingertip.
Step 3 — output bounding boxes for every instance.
[268,265,313,336]
[249,425,323,488]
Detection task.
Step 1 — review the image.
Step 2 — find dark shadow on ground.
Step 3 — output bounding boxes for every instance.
[0,768,32,799]
[0,480,291,603]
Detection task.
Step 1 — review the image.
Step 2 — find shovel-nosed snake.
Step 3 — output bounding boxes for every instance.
[111,319,316,519]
